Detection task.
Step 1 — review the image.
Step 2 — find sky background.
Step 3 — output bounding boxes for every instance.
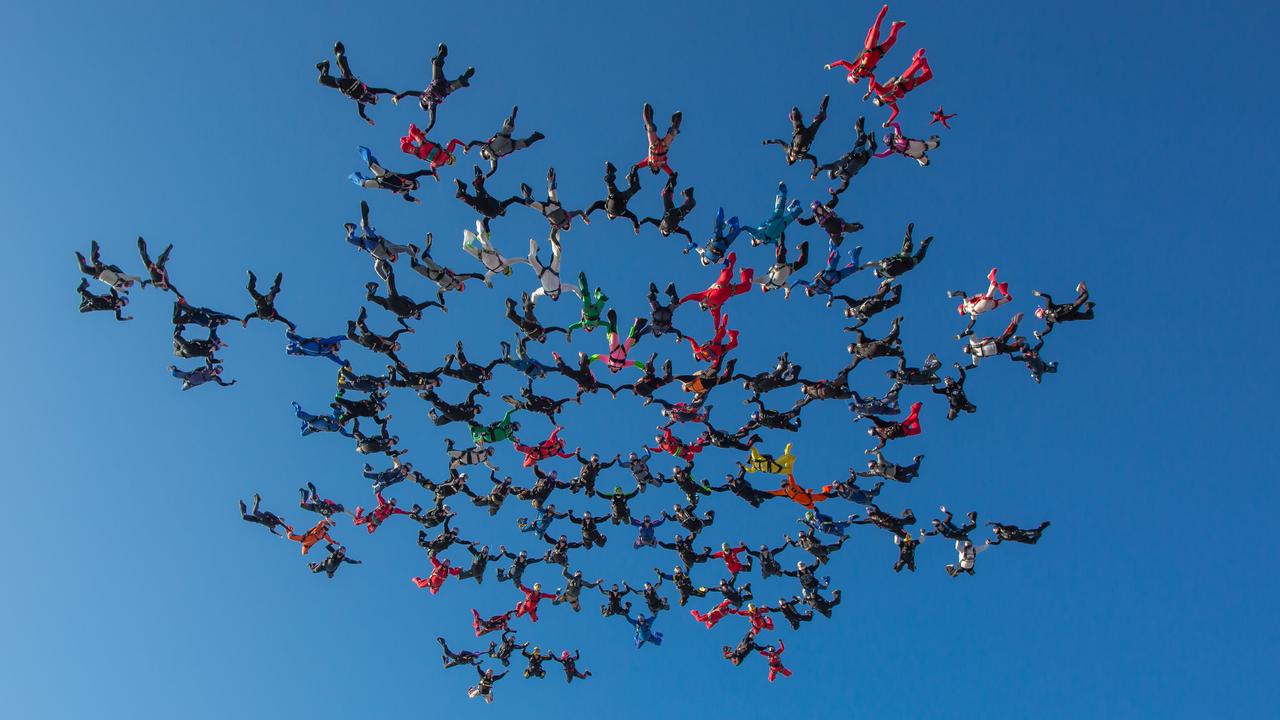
[2,0,1278,717]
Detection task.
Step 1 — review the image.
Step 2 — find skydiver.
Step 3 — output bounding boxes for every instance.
[761,94,829,171]
[169,361,235,390]
[863,223,932,279]
[408,233,486,306]
[839,280,902,329]
[349,146,432,204]
[308,543,361,578]
[519,167,590,236]
[1009,336,1058,383]
[874,121,940,166]
[743,181,803,248]
[693,207,746,266]
[948,268,1013,339]
[136,236,182,298]
[288,330,348,363]
[346,307,411,357]
[343,200,413,280]
[932,363,977,420]
[239,493,287,536]
[987,520,1052,545]
[824,5,906,86]
[864,401,922,451]
[464,105,544,177]
[365,269,444,329]
[847,315,904,369]
[583,161,643,233]
[172,325,226,360]
[240,271,296,331]
[757,240,810,294]
[391,42,475,134]
[633,102,682,175]
[852,453,917,489]
[962,312,1026,369]
[811,115,877,194]
[864,48,934,127]
[316,41,395,125]
[921,506,979,541]
[1033,282,1094,337]
[75,241,143,292]
[299,482,346,517]
[796,192,863,247]
[639,172,696,244]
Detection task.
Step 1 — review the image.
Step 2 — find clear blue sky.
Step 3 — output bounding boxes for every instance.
[3,1,1277,717]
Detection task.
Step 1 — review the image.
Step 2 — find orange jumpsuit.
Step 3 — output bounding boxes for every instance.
[768,475,830,509]
[285,519,335,555]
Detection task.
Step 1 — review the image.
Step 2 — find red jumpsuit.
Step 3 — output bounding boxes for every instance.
[648,427,706,464]
[710,545,751,576]
[759,642,792,682]
[690,599,736,629]
[412,556,461,594]
[687,308,739,364]
[680,253,754,312]
[826,5,906,86]
[890,402,923,437]
[732,605,775,633]
[866,49,933,127]
[634,104,680,175]
[515,584,557,622]
[352,491,408,534]
[472,609,515,636]
[400,123,463,171]
[513,427,575,468]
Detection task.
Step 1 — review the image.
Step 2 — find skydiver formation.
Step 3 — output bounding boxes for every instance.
[76,4,1094,701]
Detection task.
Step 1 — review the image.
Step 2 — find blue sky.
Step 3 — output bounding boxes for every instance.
[2,1,1278,717]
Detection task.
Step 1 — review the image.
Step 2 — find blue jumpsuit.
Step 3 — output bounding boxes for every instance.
[625,613,663,648]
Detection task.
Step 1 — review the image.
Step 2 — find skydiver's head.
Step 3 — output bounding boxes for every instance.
[796,561,805,569]
[1034,306,1047,320]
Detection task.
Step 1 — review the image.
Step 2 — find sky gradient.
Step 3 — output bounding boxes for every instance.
[2,1,1278,717]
